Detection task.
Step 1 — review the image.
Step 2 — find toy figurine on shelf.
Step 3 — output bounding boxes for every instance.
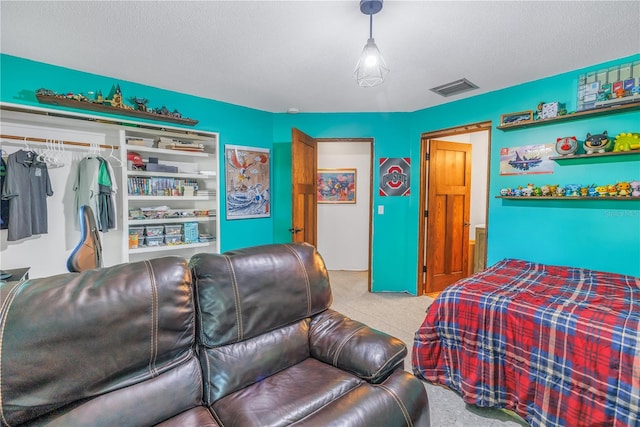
[579,186,589,197]
[616,182,631,197]
[555,136,579,156]
[588,186,599,197]
[613,133,640,152]
[630,181,640,197]
[540,185,551,196]
[595,185,609,197]
[565,184,581,197]
[548,184,559,196]
[583,131,612,154]
[513,188,523,197]
[607,184,618,197]
[555,186,565,197]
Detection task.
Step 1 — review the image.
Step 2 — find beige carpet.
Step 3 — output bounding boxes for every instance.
[328,270,528,427]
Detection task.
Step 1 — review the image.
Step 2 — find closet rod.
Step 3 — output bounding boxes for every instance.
[0,133,118,150]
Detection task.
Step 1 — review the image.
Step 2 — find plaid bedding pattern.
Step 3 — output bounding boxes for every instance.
[412,259,640,427]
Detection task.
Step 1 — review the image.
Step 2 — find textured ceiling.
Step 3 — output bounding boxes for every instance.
[1,1,639,113]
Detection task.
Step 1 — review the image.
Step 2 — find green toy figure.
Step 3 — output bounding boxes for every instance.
[613,132,640,152]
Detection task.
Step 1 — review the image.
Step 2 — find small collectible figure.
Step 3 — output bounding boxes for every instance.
[565,184,581,197]
[606,184,618,197]
[630,181,640,197]
[595,185,609,197]
[555,136,579,156]
[548,184,559,196]
[588,186,599,197]
[613,133,640,152]
[616,182,631,197]
[584,131,612,154]
[555,186,565,197]
[540,185,551,196]
[579,186,589,197]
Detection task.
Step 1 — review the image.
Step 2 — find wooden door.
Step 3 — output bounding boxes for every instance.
[291,128,317,246]
[424,140,472,293]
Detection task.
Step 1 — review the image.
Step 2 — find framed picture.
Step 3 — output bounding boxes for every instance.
[317,169,356,204]
[225,145,270,219]
[500,110,533,126]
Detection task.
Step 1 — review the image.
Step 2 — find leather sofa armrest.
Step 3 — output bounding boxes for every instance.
[309,309,407,384]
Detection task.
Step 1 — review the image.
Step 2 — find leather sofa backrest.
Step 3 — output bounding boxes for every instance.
[0,256,200,427]
[190,243,332,403]
[190,243,332,347]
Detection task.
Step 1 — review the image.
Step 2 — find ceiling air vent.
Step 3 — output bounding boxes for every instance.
[430,78,479,97]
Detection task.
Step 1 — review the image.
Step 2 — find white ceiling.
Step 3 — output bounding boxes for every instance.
[1,1,639,113]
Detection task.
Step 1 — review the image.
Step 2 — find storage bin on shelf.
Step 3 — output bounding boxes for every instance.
[144,235,165,247]
[145,225,164,237]
[165,234,183,246]
[164,224,183,236]
[183,222,199,244]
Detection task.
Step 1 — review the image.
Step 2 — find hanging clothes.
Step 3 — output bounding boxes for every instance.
[74,156,117,232]
[0,151,8,229]
[1,149,53,241]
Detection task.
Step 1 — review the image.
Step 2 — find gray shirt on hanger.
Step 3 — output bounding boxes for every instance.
[2,150,53,241]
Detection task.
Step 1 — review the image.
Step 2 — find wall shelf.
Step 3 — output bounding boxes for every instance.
[128,216,216,226]
[128,195,212,201]
[127,170,216,180]
[129,241,213,254]
[550,151,640,161]
[496,101,640,130]
[496,196,639,201]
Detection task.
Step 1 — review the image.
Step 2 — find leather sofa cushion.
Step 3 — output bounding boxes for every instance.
[190,243,331,347]
[1,256,196,426]
[154,406,220,427]
[290,369,431,427]
[210,358,363,426]
[200,319,311,403]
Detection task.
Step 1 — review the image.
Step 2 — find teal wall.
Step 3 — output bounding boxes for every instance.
[410,54,640,277]
[2,53,639,288]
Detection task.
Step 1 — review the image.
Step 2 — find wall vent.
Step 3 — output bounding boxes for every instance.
[430,78,479,97]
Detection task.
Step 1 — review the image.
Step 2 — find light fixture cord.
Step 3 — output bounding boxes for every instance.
[369,14,373,39]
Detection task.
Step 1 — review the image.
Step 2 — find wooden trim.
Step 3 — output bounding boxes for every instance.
[416,137,429,295]
[417,121,493,294]
[420,121,492,139]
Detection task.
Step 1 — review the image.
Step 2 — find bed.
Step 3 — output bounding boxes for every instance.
[412,258,640,427]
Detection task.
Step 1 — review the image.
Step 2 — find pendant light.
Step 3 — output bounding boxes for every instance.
[353,0,389,88]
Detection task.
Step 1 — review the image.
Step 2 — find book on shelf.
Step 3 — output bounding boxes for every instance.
[154,137,204,151]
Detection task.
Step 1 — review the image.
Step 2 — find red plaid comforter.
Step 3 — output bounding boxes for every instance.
[412,259,640,427]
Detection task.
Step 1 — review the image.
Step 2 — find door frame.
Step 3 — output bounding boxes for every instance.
[316,137,374,291]
[417,121,492,295]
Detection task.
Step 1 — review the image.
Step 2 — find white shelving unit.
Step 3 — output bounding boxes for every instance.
[120,127,220,263]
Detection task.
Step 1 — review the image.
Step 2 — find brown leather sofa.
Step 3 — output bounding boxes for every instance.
[1,243,429,426]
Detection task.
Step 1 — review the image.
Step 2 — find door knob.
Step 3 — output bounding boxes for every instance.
[288,228,304,234]
[463,222,470,227]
